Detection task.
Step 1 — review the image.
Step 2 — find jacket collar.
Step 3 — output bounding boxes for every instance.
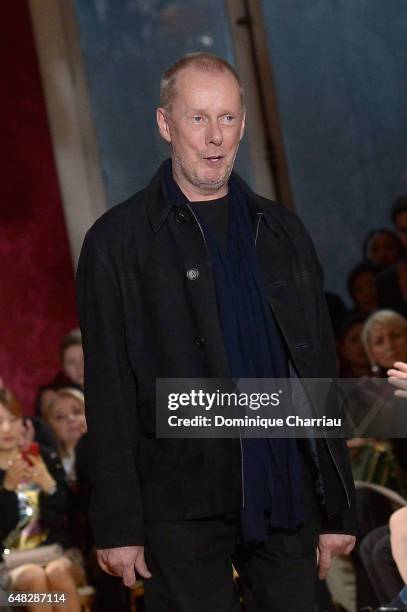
[146,158,280,236]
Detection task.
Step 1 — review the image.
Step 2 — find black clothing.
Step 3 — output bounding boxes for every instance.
[0,484,18,550]
[75,433,132,612]
[143,460,321,612]
[165,162,303,539]
[189,195,229,249]
[360,525,403,606]
[76,160,356,548]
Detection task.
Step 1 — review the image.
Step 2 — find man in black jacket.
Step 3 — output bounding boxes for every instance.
[77,53,356,611]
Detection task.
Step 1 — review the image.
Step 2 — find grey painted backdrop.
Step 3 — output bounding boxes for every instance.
[73,0,254,208]
[261,0,407,302]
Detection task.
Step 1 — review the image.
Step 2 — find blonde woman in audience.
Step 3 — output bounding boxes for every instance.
[43,389,86,487]
[347,311,407,489]
[362,310,407,376]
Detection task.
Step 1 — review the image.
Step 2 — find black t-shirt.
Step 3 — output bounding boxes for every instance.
[190,195,229,250]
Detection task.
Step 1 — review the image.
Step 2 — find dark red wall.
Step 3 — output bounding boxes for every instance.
[0,1,78,412]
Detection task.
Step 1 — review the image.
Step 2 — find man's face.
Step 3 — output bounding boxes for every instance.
[157,66,245,200]
[395,211,407,250]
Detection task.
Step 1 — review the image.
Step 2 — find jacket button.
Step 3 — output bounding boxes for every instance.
[175,210,187,224]
[194,336,204,347]
[186,268,199,280]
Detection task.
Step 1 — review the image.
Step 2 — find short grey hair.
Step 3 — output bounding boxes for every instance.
[361,309,407,363]
[160,52,245,112]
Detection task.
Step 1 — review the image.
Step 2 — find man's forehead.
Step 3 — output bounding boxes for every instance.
[175,65,241,101]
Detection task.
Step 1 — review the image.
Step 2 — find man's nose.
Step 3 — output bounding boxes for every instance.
[205,120,223,146]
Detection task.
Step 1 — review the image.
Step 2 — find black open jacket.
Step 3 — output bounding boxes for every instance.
[76,161,356,548]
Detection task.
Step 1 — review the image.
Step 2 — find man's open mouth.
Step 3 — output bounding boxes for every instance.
[203,155,224,162]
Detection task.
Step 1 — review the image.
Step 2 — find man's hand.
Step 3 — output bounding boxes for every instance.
[388,361,407,398]
[317,534,356,579]
[96,546,152,587]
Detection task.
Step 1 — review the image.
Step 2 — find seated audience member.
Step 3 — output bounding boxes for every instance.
[42,388,86,487]
[0,376,58,453]
[359,310,407,474]
[336,313,370,377]
[348,262,379,315]
[363,229,403,271]
[0,388,85,612]
[35,329,84,417]
[362,507,407,611]
[347,311,407,501]
[392,196,407,252]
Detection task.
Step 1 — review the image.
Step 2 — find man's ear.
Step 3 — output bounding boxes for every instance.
[157,108,172,143]
[239,111,246,141]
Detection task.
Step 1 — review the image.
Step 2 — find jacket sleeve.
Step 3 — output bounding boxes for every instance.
[295,216,358,536]
[76,228,144,548]
[320,506,358,536]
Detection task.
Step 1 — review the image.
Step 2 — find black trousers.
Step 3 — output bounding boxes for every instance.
[143,462,322,612]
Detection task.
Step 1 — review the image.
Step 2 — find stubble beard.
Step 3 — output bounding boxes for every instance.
[172,146,239,194]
